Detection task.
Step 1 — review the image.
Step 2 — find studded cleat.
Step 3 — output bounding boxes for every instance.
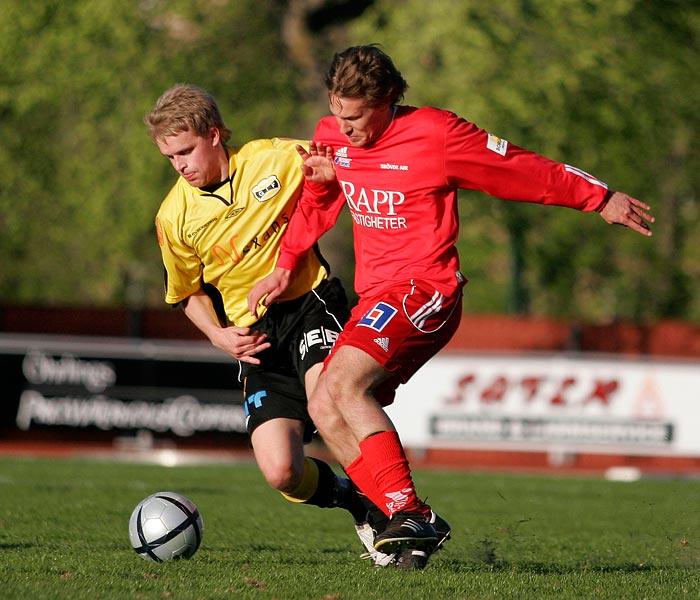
[373,511,438,554]
[393,511,451,570]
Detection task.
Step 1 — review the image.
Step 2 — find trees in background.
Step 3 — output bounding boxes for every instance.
[0,0,306,307]
[348,0,700,321]
[0,0,698,322]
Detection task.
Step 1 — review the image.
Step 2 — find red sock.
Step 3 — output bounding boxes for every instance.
[345,455,390,517]
[359,431,426,516]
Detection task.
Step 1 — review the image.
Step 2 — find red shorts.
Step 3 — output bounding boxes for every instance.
[323,279,463,406]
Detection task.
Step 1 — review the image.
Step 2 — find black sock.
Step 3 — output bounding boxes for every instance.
[342,472,389,532]
[351,480,388,534]
[304,458,368,523]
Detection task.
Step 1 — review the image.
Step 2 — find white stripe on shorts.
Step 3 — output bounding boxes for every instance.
[409,289,444,329]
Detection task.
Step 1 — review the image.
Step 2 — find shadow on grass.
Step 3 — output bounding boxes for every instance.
[481,561,658,574]
[452,537,679,574]
[442,553,678,574]
[0,542,38,550]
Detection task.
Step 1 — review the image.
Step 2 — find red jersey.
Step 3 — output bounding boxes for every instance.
[278,106,608,297]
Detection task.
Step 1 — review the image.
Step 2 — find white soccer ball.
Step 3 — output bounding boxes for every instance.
[129,491,204,562]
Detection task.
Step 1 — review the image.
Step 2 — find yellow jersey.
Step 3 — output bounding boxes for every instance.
[155,138,328,327]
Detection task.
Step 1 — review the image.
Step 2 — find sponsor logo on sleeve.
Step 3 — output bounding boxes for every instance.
[487,133,508,156]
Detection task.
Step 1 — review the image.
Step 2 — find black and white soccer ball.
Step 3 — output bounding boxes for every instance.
[128,491,204,562]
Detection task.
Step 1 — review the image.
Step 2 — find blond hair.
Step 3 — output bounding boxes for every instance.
[145,83,232,143]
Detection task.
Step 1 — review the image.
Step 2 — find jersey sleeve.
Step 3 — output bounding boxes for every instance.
[441,111,608,211]
[155,213,203,304]
[276,136,345,271]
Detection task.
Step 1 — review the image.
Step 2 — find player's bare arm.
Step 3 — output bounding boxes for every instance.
[598,191,655,236]
[296,142,336,183]
[247,267,292,319]
[183,291,270,364]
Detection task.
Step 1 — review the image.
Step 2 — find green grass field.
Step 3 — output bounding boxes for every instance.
[1,455,699,599]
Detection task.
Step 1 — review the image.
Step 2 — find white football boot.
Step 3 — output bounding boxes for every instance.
[354,522,396,567]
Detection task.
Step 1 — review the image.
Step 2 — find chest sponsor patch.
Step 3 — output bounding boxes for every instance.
[334,147,351,168]
[487,133,508,156]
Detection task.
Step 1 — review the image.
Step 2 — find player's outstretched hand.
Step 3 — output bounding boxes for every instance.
[296,142,336,184]
[247,267,292,320]
[210,325,271,365]
[599,191,655,236]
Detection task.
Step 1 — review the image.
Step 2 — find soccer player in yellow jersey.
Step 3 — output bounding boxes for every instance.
[145,84,390,564]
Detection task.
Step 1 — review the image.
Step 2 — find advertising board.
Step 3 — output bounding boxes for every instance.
[387,352,700,458]
[0,334,247,445]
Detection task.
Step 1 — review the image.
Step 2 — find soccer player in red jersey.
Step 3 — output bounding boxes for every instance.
[248,45,654,569]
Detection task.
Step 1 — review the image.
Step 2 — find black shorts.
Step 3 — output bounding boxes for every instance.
[240,277,350,442]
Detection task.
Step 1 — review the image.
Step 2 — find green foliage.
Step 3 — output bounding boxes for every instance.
[1,456,700,599]
[1,1,159,305]
[0,0,304,308]
[347,0,700,321]
[0,0,699,323]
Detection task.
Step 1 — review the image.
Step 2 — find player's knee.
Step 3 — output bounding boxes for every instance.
[260,460,300,493]
[307,392,326,428]
[307,384,340,429]
[320,367,359,404]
